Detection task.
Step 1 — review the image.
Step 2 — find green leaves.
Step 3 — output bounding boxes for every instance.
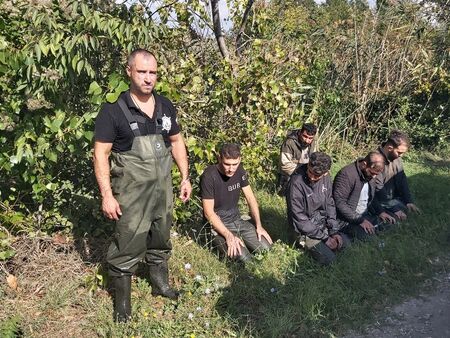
[106,79,129,103]
[44,149,57,163]
[43,111,65,133]
[0,249,15,260]
[88,81,101,96]
[89,81,103,104]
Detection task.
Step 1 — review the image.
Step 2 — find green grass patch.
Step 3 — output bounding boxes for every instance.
[1,157,449,337]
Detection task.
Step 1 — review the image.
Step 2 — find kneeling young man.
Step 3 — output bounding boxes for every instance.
[200,143,273,262]
[286,152,350,265]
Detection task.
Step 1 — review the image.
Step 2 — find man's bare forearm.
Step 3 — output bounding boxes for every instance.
[93,143,113,198]
[171,135,189,180]
[205,210,234,239]
[242,186,262,228]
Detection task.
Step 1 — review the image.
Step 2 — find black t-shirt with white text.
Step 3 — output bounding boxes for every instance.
[200,164,249,223]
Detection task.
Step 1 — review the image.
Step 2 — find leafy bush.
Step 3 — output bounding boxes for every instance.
[0,0,448,234]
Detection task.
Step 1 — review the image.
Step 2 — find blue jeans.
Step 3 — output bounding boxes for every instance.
[212,218,272,262]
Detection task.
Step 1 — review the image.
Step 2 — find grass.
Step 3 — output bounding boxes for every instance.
[0,154,449,337]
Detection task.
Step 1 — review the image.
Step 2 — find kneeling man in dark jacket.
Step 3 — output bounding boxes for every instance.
[286,152,350,265]
[333,152,396,241]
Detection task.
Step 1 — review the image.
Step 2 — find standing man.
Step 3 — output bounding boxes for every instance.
[94,49,192,322]
[286,152,350,265]
[278,123,318,196]
[375,130,420,220]
[333,152,396,241]
[200,143,273,262]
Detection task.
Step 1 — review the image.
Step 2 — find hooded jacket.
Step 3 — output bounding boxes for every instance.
[286,164,340,240]
[279,129,317,177]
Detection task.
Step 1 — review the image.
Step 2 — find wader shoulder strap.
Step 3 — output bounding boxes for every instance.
[154,94,163,134]
[117,98,141,137]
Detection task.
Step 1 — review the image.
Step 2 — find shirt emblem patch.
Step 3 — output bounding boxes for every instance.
[162,114,171,131]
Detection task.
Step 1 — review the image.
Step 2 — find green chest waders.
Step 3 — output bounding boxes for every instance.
[107,98,173,277]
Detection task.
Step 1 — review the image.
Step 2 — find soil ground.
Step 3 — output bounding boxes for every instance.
[342,271,450,338]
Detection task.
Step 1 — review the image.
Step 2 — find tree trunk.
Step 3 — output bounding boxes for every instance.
[210,0,229,59]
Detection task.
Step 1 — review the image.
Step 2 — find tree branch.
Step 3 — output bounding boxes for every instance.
[235,0,254,56]
[210,0,229,59]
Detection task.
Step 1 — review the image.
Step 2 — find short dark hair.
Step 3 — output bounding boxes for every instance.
[385,130,410,148]
[300,123,317,135]
[364,151,385,170]
[127,49,156,67]
[219,143,241,159]
[308,152,331,175]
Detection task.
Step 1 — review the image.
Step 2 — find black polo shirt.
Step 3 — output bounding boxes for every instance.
[94,90,180,152]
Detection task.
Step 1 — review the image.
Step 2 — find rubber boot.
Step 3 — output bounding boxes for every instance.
[149,261,179,300]
[112,275,131,322]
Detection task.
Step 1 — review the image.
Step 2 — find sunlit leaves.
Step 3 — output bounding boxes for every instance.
[0,0,169,220]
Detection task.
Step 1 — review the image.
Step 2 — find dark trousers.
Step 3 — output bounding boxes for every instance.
[381,198,408,215]
[341,213,381,241]
[300,233,351,266]
[341,209,401,242]
[212,218,272,262]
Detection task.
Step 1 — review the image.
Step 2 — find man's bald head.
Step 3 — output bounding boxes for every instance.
[127,49,156,68]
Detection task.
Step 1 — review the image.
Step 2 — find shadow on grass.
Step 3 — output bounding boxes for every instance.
[215,252,330,337]
[214,169,450,337]
[216,266,288,336]
[259,201,291,244]
[63,194,112,265]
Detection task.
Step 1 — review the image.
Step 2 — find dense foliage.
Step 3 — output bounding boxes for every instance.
[0,0,448,244]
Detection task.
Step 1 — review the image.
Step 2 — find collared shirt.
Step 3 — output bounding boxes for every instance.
[356,183,369,214]
[94,90,180,152]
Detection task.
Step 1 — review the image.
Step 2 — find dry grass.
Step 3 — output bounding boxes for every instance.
[0,235,108,337]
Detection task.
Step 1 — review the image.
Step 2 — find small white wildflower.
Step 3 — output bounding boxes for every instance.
[188,312,194,320]
[185,263,192,270]
[196,306,202,311]
[194,275,203,281]
[205,288,211,295]
[270,288,277,293]
[205,321,210,328]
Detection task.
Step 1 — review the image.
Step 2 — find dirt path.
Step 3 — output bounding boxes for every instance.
[343,272,450,338]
